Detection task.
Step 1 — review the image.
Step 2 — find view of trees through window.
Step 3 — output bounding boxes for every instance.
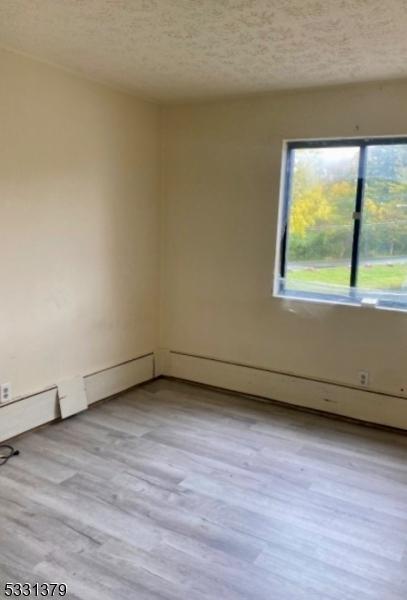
[282,141,407,306]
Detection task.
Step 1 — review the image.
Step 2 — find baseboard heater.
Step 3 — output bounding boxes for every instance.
[2,349,406,442]
[160,349,407,431]
[0,353,155,443]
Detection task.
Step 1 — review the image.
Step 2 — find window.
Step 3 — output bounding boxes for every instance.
[276,137,407,310]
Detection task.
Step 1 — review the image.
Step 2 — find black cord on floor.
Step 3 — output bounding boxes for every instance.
[0,445,19,466]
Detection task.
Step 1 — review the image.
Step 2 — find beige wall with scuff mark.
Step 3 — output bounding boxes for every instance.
[0,48,160,398]
[160,81,407,399]
[3,43,407,414]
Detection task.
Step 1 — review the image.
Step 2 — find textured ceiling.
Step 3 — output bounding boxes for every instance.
[1,1,407,102]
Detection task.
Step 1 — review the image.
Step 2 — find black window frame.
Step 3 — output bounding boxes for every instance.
[277,136,407,311]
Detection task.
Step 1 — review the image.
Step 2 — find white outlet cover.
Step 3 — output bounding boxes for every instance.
[57,375,88,419]
[0,382,11,404]
[359,370,369,386]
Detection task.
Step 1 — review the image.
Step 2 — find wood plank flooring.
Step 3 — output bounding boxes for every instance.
[1,378,407,600]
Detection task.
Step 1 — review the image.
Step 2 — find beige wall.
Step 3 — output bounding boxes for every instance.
[161,81,407,398]
[0,49,160,398]
[3,44,407,412]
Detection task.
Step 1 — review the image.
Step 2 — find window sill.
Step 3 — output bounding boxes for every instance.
[274,291,407,313]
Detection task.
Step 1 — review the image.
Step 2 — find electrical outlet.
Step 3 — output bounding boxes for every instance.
[358,371,369,387]
[0,382,12,403]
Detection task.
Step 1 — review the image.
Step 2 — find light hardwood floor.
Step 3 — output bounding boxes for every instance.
[1,378,407,600]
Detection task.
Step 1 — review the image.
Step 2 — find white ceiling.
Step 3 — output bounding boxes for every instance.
[1,1,407,102]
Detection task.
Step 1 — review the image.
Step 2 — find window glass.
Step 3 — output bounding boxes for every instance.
[285,146,359,297]
[358,144,407,304]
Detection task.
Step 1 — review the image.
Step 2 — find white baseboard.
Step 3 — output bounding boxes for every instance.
[3,349,404,443]
[85,353,154,404]
[0,388,59,443]
[154,347,171,377]
[164,350,407,430]
[0,353,154,443]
